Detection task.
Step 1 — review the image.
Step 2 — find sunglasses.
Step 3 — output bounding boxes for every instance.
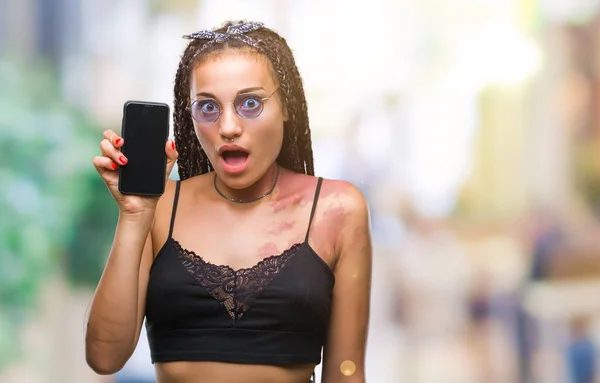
[188,87,280,124]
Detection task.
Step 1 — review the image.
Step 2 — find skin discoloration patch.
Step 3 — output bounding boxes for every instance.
[271,192,306,214]
[267,221,296,235]
[350,224,370,252]
[322,203,347,221]
[311,203,349,249]
[256,242,280,259]
[320,180,354,199]
[340,360,356,376]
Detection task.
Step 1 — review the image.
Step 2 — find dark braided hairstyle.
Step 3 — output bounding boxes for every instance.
[173,20,314,181]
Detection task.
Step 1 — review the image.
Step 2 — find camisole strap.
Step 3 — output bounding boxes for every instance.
[168,180,181,239]
[305,177,323,242]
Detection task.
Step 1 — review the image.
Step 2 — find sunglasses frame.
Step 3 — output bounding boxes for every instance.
[187,87,280,124]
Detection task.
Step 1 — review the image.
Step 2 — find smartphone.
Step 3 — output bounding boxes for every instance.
[118,101,170,196]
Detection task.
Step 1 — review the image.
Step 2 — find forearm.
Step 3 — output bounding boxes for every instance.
[321,370,366,383]
[85,212,153,370]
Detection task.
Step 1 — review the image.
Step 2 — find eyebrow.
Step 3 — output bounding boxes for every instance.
[195,86,265,98]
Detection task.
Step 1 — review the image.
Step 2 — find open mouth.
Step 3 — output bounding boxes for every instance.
[221,150,249,166]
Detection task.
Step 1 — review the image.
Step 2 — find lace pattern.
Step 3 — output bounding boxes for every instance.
[173,239,303,321]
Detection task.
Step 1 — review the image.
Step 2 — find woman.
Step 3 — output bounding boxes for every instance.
[86,20,372,383]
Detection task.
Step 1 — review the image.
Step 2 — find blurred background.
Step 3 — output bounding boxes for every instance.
[2,0,600,382]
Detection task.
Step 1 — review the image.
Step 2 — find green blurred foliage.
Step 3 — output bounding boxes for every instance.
[0,57,117,369]
[575,140,600,216]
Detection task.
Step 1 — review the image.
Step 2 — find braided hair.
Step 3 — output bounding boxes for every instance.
[173,20,314,181]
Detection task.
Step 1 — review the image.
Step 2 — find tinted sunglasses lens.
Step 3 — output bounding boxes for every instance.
[235,95,264,119]
[192,100,220,123]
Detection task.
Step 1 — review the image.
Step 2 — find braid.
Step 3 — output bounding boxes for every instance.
[173,20,314,180]
[173,41,211,179]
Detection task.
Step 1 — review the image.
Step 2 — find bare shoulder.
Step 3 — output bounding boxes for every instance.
[319,178,369,221]
[305,177,370,264]
[159,173,213,203]
[155,179,179,213]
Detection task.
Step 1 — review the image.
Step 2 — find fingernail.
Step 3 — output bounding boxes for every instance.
[115,138,122,145]
[171,141,175,150]
[111,162,117,170]
[119,156,128,165]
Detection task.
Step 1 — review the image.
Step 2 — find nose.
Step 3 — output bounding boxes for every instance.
[218,103,242,141]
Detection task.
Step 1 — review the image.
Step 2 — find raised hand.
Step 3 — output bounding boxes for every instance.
[92,129,178,216]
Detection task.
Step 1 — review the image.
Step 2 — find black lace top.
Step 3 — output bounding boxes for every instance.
[144,178,335,365]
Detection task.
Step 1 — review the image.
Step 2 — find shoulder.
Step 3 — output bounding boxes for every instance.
[318,178,370,222]
[154,173,212,214]
[159,173,212,200]
[308,177,370,257]
[286,173,368,216]
[156,179,179,211]
[321,180,372,276]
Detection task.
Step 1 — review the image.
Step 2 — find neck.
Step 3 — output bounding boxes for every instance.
[214,164,280,203]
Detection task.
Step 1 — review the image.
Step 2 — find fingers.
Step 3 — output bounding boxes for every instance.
[94,129,126,179]
[165,139,179,177]
[100,137,128,167]
[166,139,179,161]
[93,156,118,172]
[102,129,124,147]
[94,133,176,177]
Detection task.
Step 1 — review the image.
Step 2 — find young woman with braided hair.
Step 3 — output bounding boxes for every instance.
[86,21,372,383]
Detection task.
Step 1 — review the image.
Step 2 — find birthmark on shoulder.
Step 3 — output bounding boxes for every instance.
[309,202,350,251]
[322,203,351,229]
[320,179,355,199]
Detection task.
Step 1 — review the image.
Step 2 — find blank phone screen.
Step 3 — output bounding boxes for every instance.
[119,101,170,196]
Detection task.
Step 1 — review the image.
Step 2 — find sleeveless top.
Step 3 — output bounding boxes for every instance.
[144,177,335,365]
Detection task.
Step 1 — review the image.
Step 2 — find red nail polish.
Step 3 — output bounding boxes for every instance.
[111,162,117,170]
[171,141,175,150]
[119,156,128,164]
[115,138,122,145]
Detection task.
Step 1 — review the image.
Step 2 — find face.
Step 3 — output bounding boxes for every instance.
[189,52,286,189]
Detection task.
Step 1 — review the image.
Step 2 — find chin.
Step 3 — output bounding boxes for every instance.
[215,164,276,192]
[214,166,255,189]
[220,176,255,190]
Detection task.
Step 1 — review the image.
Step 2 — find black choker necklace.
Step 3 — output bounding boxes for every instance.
[213,166,280,204]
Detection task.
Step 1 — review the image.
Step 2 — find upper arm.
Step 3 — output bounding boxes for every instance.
[131,232,154,351]
[131,179,177,351]
[321,184,372,383]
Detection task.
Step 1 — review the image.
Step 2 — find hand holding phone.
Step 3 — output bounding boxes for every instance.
[92,101,178,215]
